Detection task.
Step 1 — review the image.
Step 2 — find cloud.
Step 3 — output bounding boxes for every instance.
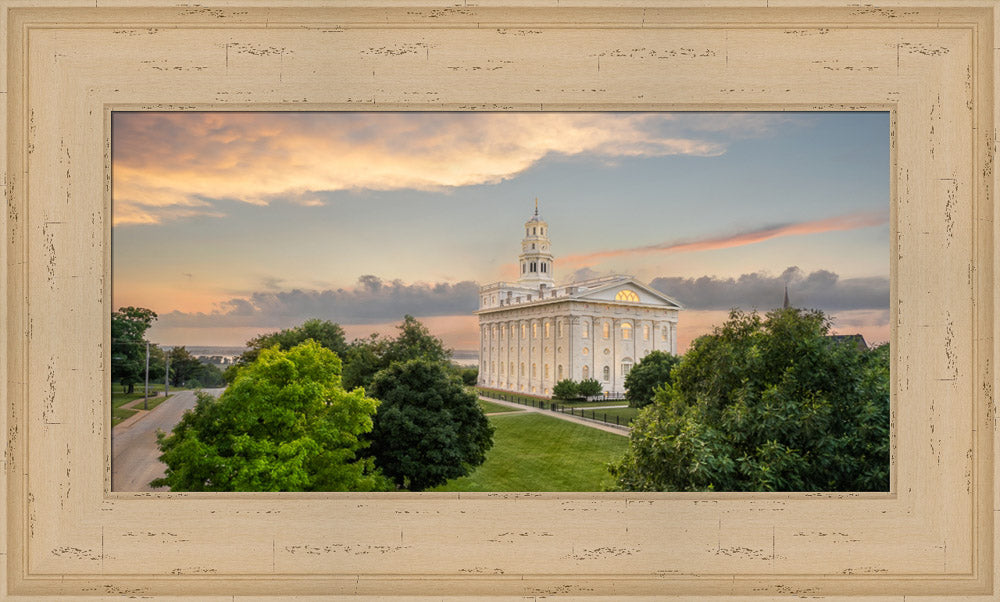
[157,275,480,328]
[565,267,607,282]
[560,211,889,267]
[111,112,789,226]
[650,266,889,312]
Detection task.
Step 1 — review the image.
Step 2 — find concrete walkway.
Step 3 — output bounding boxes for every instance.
[479,396,631,437]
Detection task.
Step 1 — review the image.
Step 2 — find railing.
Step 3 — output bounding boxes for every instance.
[586,393,626,402]
[549,403,631,431]
[475,387,550,410]
[477,387,632,431]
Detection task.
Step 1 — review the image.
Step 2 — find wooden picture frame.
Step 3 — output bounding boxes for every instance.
[2,1,996,598]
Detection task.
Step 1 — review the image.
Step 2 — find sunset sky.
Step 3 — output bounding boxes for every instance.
[112,111,890,353]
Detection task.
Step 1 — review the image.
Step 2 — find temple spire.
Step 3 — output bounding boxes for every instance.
[518,199,554,286]
[783,285,790,309]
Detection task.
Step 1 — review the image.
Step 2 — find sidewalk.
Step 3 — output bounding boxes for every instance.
[479,396,631,437]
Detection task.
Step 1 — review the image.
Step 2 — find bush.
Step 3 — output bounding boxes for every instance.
[624,350,681,408]
[577,378,602,397]
[552,379,579,400]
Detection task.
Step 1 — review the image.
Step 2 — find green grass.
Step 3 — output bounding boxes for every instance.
[111,385,183,427]
[111,406,139,426]
[430,412,629,492]
[477,399,522,414]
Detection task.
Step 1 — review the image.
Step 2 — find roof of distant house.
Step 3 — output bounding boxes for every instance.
[827,334,868,350]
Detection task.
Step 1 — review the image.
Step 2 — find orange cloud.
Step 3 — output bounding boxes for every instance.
[112,112,732,226]
[559,211,889,268]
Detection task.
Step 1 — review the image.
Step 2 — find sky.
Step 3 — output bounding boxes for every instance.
[111,111,890,353]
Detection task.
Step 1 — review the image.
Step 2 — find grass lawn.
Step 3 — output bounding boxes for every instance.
[111,385,182,427]
[477,399,522,414]
[111,405,139,426]
[430,412,629,492]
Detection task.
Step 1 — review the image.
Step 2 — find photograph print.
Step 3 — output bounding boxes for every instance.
[111,111,890,493]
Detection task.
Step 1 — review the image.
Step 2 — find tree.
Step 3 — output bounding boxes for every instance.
[111,306,157,394]
[577,378,602,398]
[228,319,349,381]
[449,364,479,387]
[366,359,494,491]
[624,350,681,408]
[167,346,203,386]
[341,315,452,392]
[152,340,391,492]
[168,347,225,388]
[552,379,579,400]
[609,308,890,492]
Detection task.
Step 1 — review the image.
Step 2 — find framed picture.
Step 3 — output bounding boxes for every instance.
[2,1,996,598]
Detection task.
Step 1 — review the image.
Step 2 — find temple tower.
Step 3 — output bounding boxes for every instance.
[517,198,555,287]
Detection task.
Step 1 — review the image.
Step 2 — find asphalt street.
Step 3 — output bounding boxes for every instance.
[111,387,224,492]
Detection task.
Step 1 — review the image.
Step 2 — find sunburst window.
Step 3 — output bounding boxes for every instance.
[615,289,640,302]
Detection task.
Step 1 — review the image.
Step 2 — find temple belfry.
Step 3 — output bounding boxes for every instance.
[517,198,555,287]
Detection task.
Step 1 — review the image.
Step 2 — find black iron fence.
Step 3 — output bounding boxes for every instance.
[476,387,549,410]
[549,403,631,430]
[476,387,631,431]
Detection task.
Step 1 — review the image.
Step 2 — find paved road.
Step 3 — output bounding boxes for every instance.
[111,388,224,492]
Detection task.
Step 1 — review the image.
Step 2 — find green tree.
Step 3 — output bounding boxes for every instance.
[342,315,452,392]
[449,364,479,387]
[111,306,158,394]
[609,308,890,492]
[624,350,681,408]
[167,346,203,386]
[152,340,391,492]
[552,379,579,400]
[577,378,602,398]
[228,319,349,381]
[189,362,226,388]
[367,359,494,491]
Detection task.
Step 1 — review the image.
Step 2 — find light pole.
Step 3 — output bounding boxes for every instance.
[143,341,150,410]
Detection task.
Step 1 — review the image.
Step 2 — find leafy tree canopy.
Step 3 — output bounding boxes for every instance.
[552,379,579,400]
[624,350,681,408]
[166,346,225,388]
[367,358,493,491]
[449,364,479,387]
[577,378,602,398]
[227,319,349,381]
[153,340,391,492]
[342,315,451,392]
[111,306,158,394]
[610,308,889,492]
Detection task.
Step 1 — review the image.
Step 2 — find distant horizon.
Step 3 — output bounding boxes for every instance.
[113,111,890,354]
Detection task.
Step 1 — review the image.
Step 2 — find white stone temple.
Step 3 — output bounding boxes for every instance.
[476,202,682,397]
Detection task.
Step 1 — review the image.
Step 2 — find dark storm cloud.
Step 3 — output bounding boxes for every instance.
[158,276,480,328]
[650,266,889,312]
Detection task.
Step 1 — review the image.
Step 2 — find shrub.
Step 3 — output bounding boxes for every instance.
[577,378,602,397]
[552,379,579,400]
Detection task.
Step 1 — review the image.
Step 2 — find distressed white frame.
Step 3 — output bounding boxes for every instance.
[1,1,997,599]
